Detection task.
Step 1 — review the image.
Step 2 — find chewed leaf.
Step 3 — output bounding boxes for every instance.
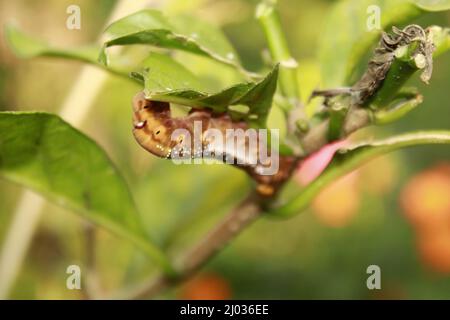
[0,112,173,274]
[364,26,450,110]
[143,65,279,127]
[318,0,450,88]
[100,9,241,70]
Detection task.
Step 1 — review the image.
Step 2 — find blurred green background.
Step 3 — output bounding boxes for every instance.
[0,0,449,299]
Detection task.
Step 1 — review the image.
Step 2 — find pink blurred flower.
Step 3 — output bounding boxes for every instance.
[295,140,347,186]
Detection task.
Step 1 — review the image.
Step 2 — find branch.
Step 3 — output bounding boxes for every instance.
[113,190,265,299]
[301,108,372,154]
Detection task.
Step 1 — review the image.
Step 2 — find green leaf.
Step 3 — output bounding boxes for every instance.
[270,130,450,218]
[5,24,216,91]
[5,24,98,63]
[132,52,207,92]
[413,0,450,11]
[318,0,450,88]
[5,24,133,82]
[100,9,242,71]
[142,65,279,127]
[0,112,174,275]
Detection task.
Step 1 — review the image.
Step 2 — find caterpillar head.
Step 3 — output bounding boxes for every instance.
[132,92,176,158]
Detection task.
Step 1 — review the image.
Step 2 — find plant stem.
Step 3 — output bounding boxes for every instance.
[256,0,300,108]
[177,192,262,274]
[270,131,450,218]
[300,107,372,154]
[114,190,264,299]
[367,59,417,110]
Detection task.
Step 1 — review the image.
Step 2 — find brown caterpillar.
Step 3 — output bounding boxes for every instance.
[132,92,296,196]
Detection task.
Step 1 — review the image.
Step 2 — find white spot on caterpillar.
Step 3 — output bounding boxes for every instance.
[134,120,146,129]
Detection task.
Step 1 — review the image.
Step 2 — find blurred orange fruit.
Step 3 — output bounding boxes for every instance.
[178,273,232,300]
[400,163,450,273]
[417,231,450,274]
[400,166,450,231]
[359,155,397,195]
[434,163,450,176]
[312,172,360,228]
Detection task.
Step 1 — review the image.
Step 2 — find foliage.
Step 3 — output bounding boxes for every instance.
[0,112,174,274]
[1,0,450,299]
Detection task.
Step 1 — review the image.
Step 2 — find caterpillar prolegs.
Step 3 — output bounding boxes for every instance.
[132,92,296,196]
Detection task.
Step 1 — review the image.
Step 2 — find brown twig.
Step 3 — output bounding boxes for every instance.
[177,191,263,275]
[114,190,265,299]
